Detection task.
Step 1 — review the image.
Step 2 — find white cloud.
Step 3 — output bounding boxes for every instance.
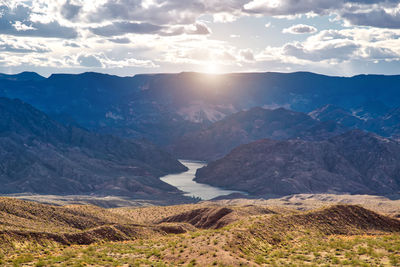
[12,21,36,31]
[341,8,400,29]
[77,54,103,67]
[283,41,359,61]
[108,37,131,44]
[61,0,82,20]
[240,49,255,61]
[244,0,400,29]
[283,24,317,34]
[0,4,78,38]
[188,22,212,35]
[257,28,400,65]
[0,36,50,53]
[90,22,163,37]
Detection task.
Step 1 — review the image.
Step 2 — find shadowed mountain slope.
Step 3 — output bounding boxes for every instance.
[309,103,400,139]
[0,97,187,200]
[170,107,346,160]
[195,130,400,197]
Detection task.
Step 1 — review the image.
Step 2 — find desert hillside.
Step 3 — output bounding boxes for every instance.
[0,196,400,266]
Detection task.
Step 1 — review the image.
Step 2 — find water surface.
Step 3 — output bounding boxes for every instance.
[161,160,243,200]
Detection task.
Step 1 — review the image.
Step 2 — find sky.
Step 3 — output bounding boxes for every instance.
[0,0,400,77]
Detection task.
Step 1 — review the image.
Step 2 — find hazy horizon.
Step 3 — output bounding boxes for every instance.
[3,69,400,79]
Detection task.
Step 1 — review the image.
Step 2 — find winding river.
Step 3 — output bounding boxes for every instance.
[161,160,243,200]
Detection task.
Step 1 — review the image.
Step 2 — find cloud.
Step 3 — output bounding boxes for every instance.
[76,53,159,69]
[258,28,400,65]
[240,49,255,61]
[90,22,163,36]
[0,4,78,38]
[243,0,339,16]
[12,21,36,31]
[108,37,131,44]
[61,0,82,20]
[63,41,80,47]
[81,0,400,31]
[362,46,399,60]
[188,22,211,35]
[243,0,400,29]
[1,0,400,76]
[0,37,50,53]
[283,41,359,61]
[341,9,400,29]
[77,54,103,67]
[283,24,317,34]
[159,22,211,36]
[91,21,210,37]
[87,0,248,25]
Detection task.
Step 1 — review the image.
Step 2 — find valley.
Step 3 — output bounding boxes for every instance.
[1,71,400,201]
[0,71,400,266]
[2,0,400,264]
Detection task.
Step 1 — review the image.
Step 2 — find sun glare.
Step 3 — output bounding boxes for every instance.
[203,62,221,74]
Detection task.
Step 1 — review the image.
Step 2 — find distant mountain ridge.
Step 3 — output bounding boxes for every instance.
[0,71,45,82]
[195,130,400,197]
[0,97,187,201]
[1,71,400,145]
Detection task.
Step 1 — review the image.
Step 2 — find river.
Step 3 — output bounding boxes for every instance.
[160,160,244,200]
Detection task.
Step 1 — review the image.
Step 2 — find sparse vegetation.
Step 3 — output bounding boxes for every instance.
[0,197,400,266]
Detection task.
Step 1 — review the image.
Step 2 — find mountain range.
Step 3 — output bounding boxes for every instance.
[1,71,400,200]
[0,97,187,202]
[1,71,400,145]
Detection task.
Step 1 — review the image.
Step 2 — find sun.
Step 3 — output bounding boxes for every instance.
[203,62,221,74]
[208,64,219,74]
